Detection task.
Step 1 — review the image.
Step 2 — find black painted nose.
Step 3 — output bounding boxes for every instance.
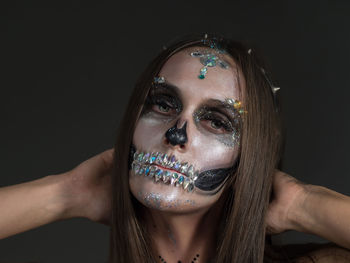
[165,121,188,146]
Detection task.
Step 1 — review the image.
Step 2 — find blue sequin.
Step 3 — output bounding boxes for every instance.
[178,176,184,183]
[145,166,150,176]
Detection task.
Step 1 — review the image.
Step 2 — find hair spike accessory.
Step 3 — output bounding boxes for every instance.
[201,34,226,51]
[260,68,280,94]
[247,48,280,94]
[247,48,280,111]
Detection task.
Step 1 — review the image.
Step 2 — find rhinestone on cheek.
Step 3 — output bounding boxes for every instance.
[144,165,150,176]
[132,150,198,192]
[177,175,184,186]
[163,171,171,183]
[151,165,157,174]
[187,165,194,177]
[156,153,164,165]
[139,165,145,176]
[192,170,199,181]
[162,154,169,166]
[180,163,189,174]
[143,152,150,163]
[133,163,141,174]
[149,152,157,164]
[187,182,195,192]
[170,173,178,185]
[174,161,181,171]
[169,155,176,167]
[183,177,190,190]
[137,152,144,162]
[154,169,163,182]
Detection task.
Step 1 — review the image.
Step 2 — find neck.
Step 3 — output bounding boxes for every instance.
[143,201,223,263]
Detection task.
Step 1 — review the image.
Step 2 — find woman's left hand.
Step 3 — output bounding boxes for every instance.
[265,170,308,235]
[266,170,350,250]
[59,149,115,225]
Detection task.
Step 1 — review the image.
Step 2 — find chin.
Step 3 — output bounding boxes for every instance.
[129,171,220,213]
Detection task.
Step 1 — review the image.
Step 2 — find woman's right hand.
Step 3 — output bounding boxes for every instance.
[60,148,115,225]
[0,148,115,239]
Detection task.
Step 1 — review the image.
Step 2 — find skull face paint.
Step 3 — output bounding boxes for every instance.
[130,48,245,212]
[130,147,239,194]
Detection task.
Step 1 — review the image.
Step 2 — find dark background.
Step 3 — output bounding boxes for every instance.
[1,1,350,262]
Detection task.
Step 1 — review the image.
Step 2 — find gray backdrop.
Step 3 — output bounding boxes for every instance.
[1,1,350,262]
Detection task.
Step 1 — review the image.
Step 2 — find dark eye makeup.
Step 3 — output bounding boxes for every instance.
[142,86,241,139]
[193,106,241,135]
[201,111,234,133]
[143,88,182,116]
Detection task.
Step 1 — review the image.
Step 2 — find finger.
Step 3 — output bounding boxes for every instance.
[103,148,114,159]
[77,148,115,174]
[98,148,115,171]
[265,226,272,235]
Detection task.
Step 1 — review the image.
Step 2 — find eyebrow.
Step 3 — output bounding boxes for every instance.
[152,81,182,99]
[199,99,239,117]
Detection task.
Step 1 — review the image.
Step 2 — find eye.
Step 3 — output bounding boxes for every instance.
[200,112,234,134]
[210,119,226,129]
[155,101,171,113]
[151,96,180,116]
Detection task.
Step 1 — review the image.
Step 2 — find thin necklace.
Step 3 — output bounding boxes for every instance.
[158,253,200,263]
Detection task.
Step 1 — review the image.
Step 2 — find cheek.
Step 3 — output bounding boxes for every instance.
[189,133,239,195]
[133,117,168,150]
[190,132,238,170]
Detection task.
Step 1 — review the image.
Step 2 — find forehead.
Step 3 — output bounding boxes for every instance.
[158,47,244,101]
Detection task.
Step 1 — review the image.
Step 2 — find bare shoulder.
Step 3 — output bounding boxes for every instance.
[295,243,350,263]
[266,243,350,263]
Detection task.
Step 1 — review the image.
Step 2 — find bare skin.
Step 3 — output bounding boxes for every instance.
[1,149,350,261]
[0,52,350,262]
[130,48,242,262]
[144,204,220,262]
[0,149,114,239]
[266,170,350,249]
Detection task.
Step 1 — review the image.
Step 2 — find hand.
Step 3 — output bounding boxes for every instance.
[59,148,114,225]
[265,170,309,235]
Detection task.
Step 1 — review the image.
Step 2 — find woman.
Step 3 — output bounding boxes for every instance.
[1,34,350,263]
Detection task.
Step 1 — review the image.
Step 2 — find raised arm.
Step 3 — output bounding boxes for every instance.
[0,149,114,240]
[291,183,350,249]
[266,170,350,250]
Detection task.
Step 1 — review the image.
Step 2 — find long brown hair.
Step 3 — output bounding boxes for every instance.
[110,34,283,263]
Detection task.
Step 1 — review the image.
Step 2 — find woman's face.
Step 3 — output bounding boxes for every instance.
[130,47,245,213]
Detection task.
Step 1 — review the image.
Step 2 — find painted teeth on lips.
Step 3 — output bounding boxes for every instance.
[131,150,197,192]
[133,151,199,178]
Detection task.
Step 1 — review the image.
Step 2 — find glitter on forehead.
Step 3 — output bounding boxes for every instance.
[190,50,230,79]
